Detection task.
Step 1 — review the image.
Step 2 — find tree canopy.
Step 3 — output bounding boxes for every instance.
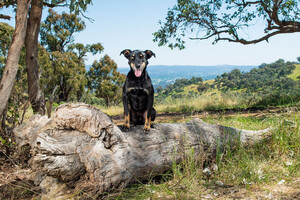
[215,59,297,93]
[87,55,126,107]
[0,0,94,117]
[153,0,300,49]
[0,22,14,74]
[40,10,103,102]
[0,0,93,18]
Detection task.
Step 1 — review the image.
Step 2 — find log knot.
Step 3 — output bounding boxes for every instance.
[52,103,114,138]
[50,103,116,149]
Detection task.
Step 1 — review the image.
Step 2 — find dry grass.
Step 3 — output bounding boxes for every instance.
[94,104,123,116]
[92,91,244,118]
[155,92,246,114]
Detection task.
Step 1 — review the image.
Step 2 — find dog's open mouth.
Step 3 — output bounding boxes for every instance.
[134,69,142,77]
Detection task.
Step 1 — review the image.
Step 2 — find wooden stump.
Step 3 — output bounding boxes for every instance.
[14,103,271,198]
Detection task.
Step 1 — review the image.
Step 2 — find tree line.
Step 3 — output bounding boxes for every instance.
[156,76,212,101]
[215,59,300,106]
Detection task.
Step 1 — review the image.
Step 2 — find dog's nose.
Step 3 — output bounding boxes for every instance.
[136,65,140,69]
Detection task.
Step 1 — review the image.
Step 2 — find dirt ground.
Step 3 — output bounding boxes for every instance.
[0,163,40,199]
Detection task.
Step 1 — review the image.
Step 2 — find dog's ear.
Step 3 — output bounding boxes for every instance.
[120,49,132,59]
[144,50,156,59]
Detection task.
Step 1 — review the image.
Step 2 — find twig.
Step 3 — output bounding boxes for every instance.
[20,100,30,125]
[168,175,186,189]
[0,149,18,167]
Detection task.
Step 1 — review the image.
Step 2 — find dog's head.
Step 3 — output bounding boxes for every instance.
[120,49,155,77]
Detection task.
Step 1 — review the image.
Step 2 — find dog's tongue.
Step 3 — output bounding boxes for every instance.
[135,69,142,77]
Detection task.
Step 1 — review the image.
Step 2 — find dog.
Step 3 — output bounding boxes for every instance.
[120,49,156,132]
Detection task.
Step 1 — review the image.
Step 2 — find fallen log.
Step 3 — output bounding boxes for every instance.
[14,103,271,199]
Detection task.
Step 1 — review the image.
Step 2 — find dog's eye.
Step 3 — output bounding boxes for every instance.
[140,55,144,59]
[131,56,135,60]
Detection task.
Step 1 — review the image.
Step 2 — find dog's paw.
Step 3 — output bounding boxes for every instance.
[122,124,130,132]
[150,122,155,128]
[143,125,151,133]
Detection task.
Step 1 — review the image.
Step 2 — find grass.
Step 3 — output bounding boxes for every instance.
[96,91,246,117]
[101,109,300,199]
[89,90,244,117]
[288,64,300,80]
[205,112,299,183]
[155,92,249,114]
[94,104,123,116]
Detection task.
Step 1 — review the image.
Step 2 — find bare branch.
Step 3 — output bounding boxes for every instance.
[78,9,94,22]
[233,0,263,7]
[190,26,300,45]
[0,14,11,20]
[43,0,68,8]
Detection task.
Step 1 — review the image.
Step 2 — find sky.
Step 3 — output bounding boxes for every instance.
[1,0,300,68]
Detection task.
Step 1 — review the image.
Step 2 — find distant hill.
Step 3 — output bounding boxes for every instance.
[117,65,256,88]
[154,60,300,108]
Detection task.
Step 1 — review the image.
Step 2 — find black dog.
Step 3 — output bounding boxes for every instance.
[120,49,156,132]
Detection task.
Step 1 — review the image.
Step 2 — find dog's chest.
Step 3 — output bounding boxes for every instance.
[127,88,149,110]
[127,87,149,96]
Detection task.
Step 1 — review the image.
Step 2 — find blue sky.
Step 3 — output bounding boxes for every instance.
[1,0,300,68]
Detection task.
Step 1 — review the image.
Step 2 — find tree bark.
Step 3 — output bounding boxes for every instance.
[14,103,271,199]
[0,0,31,117]
[0,105,7,133]
[25,0,46,115]
[46,85,58,118]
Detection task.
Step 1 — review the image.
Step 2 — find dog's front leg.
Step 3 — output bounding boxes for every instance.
[143,94,154,132]
[122,93,130,131]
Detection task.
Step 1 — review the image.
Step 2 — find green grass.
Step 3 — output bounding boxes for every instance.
[202,114,274,130]
[288,64,300,80]
[204,112,299,185]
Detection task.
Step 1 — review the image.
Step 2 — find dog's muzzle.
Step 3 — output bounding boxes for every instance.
[131,63,146,77]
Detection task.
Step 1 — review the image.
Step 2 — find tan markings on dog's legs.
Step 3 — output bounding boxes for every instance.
[123,114,130,130]
[144,115,151,132]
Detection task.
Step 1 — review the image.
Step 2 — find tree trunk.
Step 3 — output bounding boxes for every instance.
[14,103,271,199]
[0,105,7,133]
[0,0,31,117]
[46,85,58,118]
[59,79,71,102]
[25,0,45,115]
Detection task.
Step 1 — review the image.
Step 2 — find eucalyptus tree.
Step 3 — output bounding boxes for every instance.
[0,0,93,117]
[154,0,300,49]
[40,9,103,102]
[87,55,126,107]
